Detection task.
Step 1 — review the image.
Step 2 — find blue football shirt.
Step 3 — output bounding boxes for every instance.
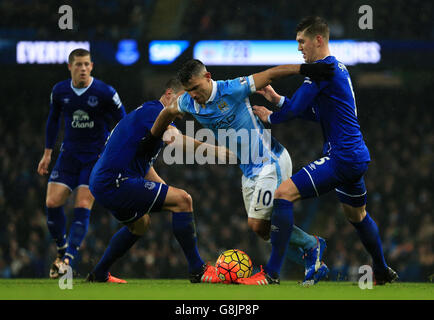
[91,100,167,184]
[46,77,126,156]
[270,56,370,163]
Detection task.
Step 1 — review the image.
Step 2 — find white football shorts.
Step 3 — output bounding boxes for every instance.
[241,148,292,220]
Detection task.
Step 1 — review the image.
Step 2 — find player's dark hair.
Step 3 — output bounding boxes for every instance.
[177,59,206,85]
[296,16,330,40]
[164,78,183,94]
[68,48,91,64]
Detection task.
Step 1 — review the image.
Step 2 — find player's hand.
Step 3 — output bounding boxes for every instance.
[300,62,334,81]
[256,85,281,105]
[253,105,273,123]
[37,155,51,176]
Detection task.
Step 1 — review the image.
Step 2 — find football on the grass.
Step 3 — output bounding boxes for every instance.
[215,249,253,283]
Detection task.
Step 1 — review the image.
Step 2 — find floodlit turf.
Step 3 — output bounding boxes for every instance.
[0,279,432,300]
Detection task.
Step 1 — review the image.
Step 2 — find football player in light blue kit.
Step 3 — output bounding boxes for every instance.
[146,59,334,284]
[37,48,126,278]
[249,16,398,285]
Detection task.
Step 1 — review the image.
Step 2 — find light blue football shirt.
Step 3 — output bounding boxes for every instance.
[177,76,284,178]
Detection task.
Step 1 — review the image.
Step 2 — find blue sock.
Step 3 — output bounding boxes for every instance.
[350,212,387,272]
[93,226,140,280]
[65,207,90,264]
[46,206,67,256]
[172,212,204,273]
[286,245,304,266]
[265,199,294,278]
[289,225,317,251]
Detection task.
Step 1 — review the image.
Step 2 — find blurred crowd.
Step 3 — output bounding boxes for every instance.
[0,0,432,283]
[180,0,434,41]
[0,0,154,40]
[0,0,433,41]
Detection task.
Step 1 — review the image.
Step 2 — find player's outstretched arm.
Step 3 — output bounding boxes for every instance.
[181,136,237,164]
[151,103,182,138]
[252,106,273,124]
[163,126,237,164]
[138,104,183,156]
[252,63,334,91]
[256,85,282,105]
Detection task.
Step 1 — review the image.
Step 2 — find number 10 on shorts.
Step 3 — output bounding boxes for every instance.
[257,189,272,207]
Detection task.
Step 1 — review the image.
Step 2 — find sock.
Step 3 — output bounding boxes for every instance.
[65,207,91,263]
[350,212,387,272]
[46,206,67,255]
[289,225,317,251]
[172,212,204,273]
[93,226,140,280]
[286,245,304,266]
[265,199,294,278]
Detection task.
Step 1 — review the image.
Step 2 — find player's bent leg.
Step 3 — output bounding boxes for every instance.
[274,178,301,202]
[274,179,329,286]
[247,218,271,241]
[46,183,71,279]
[86,224,140,284]
[86,215,150,284]
[46,182,71,208]
[87,215,150,284]
[161,186,193,213]
[74,186,95,209]
[341,202,398,285]
[161,187,219,283]
[342,203,367,223]
[127,214,151,236]
[63,187,94,266]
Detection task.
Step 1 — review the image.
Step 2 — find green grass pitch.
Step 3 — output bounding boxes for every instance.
[0,279,432,300]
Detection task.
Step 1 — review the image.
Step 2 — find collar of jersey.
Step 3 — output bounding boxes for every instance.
[206,80,217,103]
[70,77,94,96]
[315,55,333,63]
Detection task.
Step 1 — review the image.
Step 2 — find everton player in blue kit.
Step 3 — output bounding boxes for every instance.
[87,79,230,283]
[143,59,334,285]
[37,49,126,278]
[249,16,398,285]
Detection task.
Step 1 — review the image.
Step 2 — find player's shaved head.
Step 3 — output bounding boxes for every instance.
[68,48,91,64]
[177,59,207,85]
[296,16,330,41]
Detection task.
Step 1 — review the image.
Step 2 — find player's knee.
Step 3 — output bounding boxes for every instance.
[177,190,193,212]
[75,199,92,209]
[274,180,300,202]
[46,196,62,208]
[128,214,151,236]
[274,186,293,201]
[342,204,366,223]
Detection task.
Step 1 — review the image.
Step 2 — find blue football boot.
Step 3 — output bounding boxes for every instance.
[302,236,328,286]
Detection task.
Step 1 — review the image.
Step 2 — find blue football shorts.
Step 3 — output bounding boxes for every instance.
[48,149,100,191]
[291,156,369,207]
[90,174,169,224]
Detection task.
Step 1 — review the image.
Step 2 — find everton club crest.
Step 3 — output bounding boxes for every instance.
[87,95,99,107]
